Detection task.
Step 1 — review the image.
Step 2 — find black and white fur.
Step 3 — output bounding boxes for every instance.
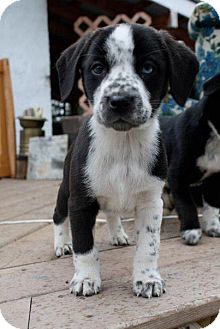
[53,24,198,297]
[160,73,220,245]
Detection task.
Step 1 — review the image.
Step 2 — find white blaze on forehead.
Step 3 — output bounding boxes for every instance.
[92,23,152,122]
[106,24,134,64]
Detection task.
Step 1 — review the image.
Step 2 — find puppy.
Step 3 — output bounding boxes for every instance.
[53,24,198,297]
[160,73,220,246]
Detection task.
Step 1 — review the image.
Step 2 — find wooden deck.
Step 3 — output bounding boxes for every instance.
[0,179,219,329]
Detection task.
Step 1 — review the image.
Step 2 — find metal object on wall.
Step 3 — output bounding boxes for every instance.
[18,117,46,156]
[19,128,45,157]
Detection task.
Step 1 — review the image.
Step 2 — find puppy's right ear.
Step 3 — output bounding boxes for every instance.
[56,33,92,102]
[159,31,199,106]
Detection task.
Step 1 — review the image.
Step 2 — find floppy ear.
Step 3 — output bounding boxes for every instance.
[203,73,220,96]
[160,31,199,106]
[56,33,93,102]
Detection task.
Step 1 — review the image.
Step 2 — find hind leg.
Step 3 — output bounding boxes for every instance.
[201,175,220,237]
[105,212,129,246]
[201,201,220,237]
[53,218,72,257]
[170,182,202,245]
[53,183,72,257]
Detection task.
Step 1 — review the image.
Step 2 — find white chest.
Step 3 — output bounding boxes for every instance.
[197,122,220,179]
[85,118,161,214]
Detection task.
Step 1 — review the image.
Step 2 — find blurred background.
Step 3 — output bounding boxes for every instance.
[1,0,220,180]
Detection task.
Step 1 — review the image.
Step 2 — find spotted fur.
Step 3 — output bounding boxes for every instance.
[69,246,101,296]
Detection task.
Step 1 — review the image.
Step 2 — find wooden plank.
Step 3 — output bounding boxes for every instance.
[0,236,219,304]
[0,179,60,202]
[0,59,16,178]
[0,61,10,177]
[28,257,220,329]
[0,222,47,249]
[0,179,60,226]
[0,181,60,220]
[0,199,54,247]
[0,203,55,247]
[127,299,220,329]
[0,192,57,220]
[0,178,60,190]
[3,60,16,178]
[197,315,218,328]
[0,297,31,329]
[0,219,180,269]
[0,180,59,246]
[0,224,52,267]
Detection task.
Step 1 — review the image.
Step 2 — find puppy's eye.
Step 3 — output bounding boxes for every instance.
[142,63,155,75]
[91,63,105,75]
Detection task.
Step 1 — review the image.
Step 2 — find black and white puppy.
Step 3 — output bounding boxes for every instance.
[53,24,198,297]
[160,73,220,246]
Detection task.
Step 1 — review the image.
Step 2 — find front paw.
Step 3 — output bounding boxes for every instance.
[133,274,166,298]
[70,273,101,296]
[181,229,202,245]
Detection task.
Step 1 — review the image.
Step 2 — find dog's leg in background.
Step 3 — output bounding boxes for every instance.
[201,174,220,237]
[133,196,165,298]
[69,202,101,296]
[105,212,129,246]
[170,184,202,245]
[53,182,72,257]
[201,201,220,237]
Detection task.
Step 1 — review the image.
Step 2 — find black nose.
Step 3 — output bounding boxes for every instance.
[109,95,135,112]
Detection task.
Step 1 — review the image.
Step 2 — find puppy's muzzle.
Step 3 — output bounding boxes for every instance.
[103,93,142,131]
[108,95,135,113]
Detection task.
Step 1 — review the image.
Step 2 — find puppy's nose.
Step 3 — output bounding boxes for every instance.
[109,95,135,112]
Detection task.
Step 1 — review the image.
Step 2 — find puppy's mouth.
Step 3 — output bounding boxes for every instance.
[111,119,137,131]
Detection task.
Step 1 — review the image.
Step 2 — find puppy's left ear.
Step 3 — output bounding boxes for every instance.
[160,31,199,106]
[56,32,93,102]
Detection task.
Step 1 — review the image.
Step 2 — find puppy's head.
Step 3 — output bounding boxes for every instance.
[57,24,199,131]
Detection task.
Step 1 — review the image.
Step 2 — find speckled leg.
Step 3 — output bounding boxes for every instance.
[133,198,165,298]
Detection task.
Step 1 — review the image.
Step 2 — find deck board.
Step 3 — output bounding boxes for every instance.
[0,297,31,329]
[28,255,220,329]
[0,236,219,304]
[0,219,180,269]
[0,179,60,220]
[0,179,219,329]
